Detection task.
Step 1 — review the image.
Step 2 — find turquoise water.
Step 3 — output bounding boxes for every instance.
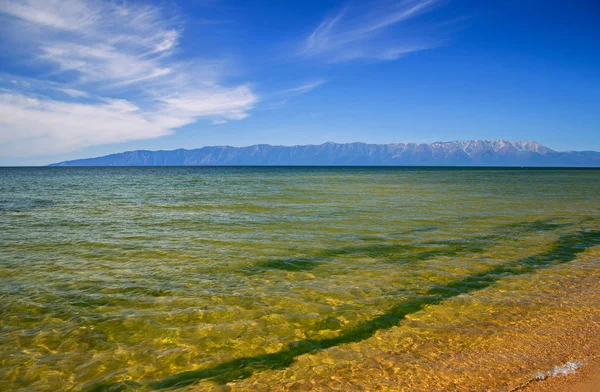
[1,167,599,391]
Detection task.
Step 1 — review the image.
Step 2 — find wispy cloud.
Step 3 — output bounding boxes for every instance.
[283,80,327,95]
[255,80,326,111]
[0,0,258,157]
[300,0,446,62]
[53,87,90,98]
[211,119,229,125]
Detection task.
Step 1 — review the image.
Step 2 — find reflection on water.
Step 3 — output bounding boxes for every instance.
[0,167,599,391]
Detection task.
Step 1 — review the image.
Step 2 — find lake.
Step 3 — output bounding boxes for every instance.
[1,167,599,391]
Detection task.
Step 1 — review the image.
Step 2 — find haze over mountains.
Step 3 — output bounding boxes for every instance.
[50,140,600,167]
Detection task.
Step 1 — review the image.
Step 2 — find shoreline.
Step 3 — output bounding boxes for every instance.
[516,355,600,392]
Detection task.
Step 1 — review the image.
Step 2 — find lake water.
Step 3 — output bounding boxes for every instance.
[1,167,599,391]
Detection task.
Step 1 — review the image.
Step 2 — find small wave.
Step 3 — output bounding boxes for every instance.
[534,360,584,380]
[0,199,53,212]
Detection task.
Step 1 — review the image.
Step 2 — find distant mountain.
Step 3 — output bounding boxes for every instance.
[50,140,600,167]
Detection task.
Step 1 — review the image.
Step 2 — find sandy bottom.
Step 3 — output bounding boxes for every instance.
[177,246,600,392]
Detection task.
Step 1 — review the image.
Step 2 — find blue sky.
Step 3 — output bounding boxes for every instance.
[0,0,599,165]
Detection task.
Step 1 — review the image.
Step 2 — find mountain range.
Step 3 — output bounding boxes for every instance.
[50,140,600,167]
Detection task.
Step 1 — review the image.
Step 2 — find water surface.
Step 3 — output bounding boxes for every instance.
[1,167,599,391]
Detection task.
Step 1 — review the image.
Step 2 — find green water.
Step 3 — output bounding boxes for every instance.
[1,167,599,391]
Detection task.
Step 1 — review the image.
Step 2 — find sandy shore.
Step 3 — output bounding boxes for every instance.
[517,355,600,392]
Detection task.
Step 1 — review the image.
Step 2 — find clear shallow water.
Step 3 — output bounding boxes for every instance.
[0,167,599,392]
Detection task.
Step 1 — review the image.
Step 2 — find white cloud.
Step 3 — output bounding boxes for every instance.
[301,0,444,62]
[0,0,258,157]
[0,92,171,156]
[0,0,97,31]
[153,30,179,53]
[159,85,256,119]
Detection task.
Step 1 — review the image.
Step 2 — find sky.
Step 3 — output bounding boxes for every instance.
[0,0,599,165]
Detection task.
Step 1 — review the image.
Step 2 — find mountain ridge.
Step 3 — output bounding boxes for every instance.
[49,140,600,167]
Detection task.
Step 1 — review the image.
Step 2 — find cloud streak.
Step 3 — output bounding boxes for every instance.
[0,0,258,157]
[301,0,445,62]
[283,80,327,95]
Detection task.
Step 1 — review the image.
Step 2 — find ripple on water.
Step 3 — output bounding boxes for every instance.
[0,167,599,392]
